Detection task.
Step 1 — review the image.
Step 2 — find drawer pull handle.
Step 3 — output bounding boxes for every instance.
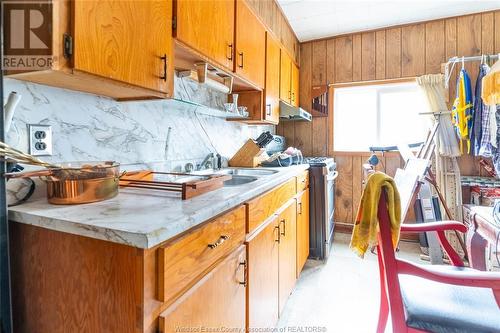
[208,235,230,249]
[238,260,247,287]
[238,52,244,68]
[160,54,167,82]
[280,219,286,236]
[274,225,281,243]
[227,42,233,61]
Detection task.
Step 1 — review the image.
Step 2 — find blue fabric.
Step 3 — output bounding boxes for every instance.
[471,64,490,156]
[452,68,474,154]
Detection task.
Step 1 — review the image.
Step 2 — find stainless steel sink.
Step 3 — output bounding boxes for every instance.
[223,175,258,186]
[217,168,278,177]
[189,167,277,186]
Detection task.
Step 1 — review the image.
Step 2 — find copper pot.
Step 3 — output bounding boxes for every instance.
[5,161,120,205]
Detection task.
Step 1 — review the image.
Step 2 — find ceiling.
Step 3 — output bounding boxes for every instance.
[277,0,500,42]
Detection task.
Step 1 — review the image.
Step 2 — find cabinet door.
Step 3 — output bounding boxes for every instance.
[235,0,266,88]
[159,246,246,333]
[247,217,280,329]
[296,190,310,275]
[73,0,173,95]
[264,33,281,124]
[291,63,300,107]
[175,0,234,71]
[278,200,297,314]
[280,50,292,103]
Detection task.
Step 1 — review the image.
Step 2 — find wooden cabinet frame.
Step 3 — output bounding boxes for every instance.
[6,0,174,100]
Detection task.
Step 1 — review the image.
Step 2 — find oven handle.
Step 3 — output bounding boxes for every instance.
[326,171,338,182]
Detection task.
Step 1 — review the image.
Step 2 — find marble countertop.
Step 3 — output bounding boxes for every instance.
[8,165,309,249]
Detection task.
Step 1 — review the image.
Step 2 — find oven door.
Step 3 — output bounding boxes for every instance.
[324,170,338,257]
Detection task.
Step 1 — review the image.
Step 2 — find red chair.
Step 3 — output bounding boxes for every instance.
[375,190,500,333]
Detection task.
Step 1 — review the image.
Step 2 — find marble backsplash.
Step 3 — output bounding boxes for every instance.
[3,75,273,171]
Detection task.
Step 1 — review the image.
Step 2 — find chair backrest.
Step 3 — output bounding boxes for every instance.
[376,190,408,332]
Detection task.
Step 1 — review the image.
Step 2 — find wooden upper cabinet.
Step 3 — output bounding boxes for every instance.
[235,0,266,88]
[296,189,310,275]
[247,217,280,330]
[5,0,174,100]
[291,63,300,107]
[280,50,292,103]
[264,33,281,124]
[279,49,299,106]
[175,0,234,71]
[278,200,297,314]
[159,246,246,333]
[73,0,173,95]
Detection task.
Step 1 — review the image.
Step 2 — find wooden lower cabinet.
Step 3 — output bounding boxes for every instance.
[246,175,309,330]
[157,206,246,303]
[247,177,296,234]
[277,200,297,313]
[9,174,309,333]
[247,216,280,329]
[159,246,247,333]
[296,190,310,275]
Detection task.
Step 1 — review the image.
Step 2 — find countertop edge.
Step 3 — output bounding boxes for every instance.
[9,165,310,249]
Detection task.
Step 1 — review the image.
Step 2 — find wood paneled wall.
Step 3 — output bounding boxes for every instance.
[245,0,300,63]
[277,10,500,225]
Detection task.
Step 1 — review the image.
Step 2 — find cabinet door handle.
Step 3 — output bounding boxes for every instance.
[208,235,230,249]
[288,90,291,101]
[237,260,247,287]
[280,219,286,236]
[274,225,281,243]
[298,202,302,215]
[227,43,233,61]
[238,52,244,68]
[160,54,167,82]
[266,104,272,116]
[291,92,295,102]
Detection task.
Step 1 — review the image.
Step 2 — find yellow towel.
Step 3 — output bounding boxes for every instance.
[350,172,401,258]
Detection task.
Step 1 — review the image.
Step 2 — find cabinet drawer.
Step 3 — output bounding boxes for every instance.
[296,170,309,193]
[247,178,296,234]
[159,246,246,333]
[158,206,246,303]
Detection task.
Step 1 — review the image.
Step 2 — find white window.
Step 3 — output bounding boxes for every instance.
[333,81,431,152]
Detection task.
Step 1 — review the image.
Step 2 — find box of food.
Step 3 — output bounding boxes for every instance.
[470,186,500,206]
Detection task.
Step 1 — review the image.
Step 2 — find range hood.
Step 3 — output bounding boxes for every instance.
[279,101,312,121]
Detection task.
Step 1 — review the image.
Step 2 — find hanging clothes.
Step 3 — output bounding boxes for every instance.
[482,59,500,106]
[478,103,495,157]
[416,74,460,157]
[471,63,490,156]
[491,106,500,177]
[452,68,474,154]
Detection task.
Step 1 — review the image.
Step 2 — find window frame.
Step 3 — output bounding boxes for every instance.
[328,77,417,156]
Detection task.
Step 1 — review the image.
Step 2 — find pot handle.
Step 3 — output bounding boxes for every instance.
[4,169,53,179]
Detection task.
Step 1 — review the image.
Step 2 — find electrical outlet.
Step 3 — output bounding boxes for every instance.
[28,124,52,156]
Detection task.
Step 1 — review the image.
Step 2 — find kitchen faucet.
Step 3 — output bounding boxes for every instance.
[197,153,214,170]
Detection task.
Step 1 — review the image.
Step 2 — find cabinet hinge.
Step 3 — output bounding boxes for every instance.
[172,16,177,30]
[63,33,73,59]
